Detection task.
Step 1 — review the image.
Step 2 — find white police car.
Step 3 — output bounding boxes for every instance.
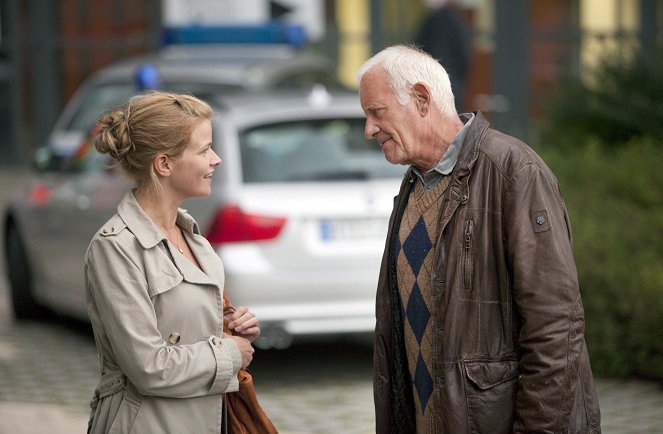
[4,41,404,348]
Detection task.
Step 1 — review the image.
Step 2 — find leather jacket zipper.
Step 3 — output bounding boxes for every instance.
[463,219,474,291]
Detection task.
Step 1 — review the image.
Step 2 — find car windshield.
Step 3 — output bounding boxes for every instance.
[240,119,404,182]
[66,84,136,131]
[66,82,246,132]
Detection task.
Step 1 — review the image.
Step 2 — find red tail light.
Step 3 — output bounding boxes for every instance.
[206,205,287,244]
[27,183,52,205]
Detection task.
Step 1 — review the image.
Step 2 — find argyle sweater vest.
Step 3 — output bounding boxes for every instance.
[395,175,450,433]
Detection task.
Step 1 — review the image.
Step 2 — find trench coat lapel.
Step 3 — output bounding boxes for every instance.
[117,192,223,289]
[174,212,224,288]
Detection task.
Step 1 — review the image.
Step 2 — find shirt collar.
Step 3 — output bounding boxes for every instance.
[412,112,475,184]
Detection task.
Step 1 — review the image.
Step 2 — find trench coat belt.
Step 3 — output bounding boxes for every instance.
[89,369,126,410]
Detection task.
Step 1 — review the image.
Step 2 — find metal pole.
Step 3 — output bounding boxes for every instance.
[370,0,382,54]
[492,0,529,140]
[0,0,21,164]
[640,0,658,56]
[27,0,61,152]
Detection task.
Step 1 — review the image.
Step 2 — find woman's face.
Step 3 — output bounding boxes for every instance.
[169,119,221,199]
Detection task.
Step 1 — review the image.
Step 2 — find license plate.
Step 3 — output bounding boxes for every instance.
[320,218,387,242]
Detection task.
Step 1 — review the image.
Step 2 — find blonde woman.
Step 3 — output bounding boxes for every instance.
[85,91,259,433]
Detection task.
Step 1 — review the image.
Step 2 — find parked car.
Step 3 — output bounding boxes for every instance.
[4,82,405,349]
[40,42,344,168]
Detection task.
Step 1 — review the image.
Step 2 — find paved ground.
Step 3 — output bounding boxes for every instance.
[1,166,663,433]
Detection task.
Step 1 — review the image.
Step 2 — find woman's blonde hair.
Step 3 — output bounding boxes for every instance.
[95,91,213,192]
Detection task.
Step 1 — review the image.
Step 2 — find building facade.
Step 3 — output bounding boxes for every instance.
[0,0,660,164]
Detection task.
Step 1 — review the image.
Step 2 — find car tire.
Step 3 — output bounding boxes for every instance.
[6,224,47,320]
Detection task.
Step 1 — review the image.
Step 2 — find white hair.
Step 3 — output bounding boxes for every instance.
[357,45,457,118]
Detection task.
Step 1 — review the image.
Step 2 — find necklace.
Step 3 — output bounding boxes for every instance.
[175,228,184,254]
[168,226,183,254]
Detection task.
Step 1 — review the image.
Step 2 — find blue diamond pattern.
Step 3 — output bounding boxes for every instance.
[393,234,402,258]
[414,353,433,411]
[406,283,430,344]
[402,216,432,276]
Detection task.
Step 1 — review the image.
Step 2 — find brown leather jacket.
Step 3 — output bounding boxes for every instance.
[373,112,601,433]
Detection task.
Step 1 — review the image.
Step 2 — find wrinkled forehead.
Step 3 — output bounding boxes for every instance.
[359,67,390,93]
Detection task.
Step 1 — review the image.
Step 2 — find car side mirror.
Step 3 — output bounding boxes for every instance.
[32,146,64,172]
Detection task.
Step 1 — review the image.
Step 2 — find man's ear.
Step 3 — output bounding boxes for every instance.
[412,82,431,116]
[153,154,171,177]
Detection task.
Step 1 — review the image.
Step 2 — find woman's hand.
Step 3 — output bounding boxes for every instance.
[228,335,254,370]
[226,306,261,343]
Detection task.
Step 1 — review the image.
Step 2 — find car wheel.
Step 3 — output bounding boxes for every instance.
[6,224,47,320]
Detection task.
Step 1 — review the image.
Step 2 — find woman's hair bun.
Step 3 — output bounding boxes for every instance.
[94,108,135,161]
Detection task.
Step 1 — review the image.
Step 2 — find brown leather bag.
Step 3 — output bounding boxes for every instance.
[223,292,278,434]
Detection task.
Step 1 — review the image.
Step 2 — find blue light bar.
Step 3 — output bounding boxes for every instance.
[134,64,161,91]
[161,22,307,48]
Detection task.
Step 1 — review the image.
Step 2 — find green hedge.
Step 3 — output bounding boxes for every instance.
[539,45,663,149]
[539,140,663,380]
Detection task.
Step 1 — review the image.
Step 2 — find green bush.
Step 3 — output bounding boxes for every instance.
[539,45,663,148]
[539,139,663,380]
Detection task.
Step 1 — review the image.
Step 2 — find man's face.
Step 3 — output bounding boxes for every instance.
[359,68,423,166]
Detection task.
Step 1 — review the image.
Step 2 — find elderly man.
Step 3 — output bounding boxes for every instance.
[357,45,601,433]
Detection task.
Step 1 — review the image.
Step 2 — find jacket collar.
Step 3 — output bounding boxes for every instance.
[455,111,489,175]
[116,190,200,250]
[117,191,221,286]
[401,111,489,186]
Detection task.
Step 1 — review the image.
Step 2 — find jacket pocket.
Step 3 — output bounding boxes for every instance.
[462,219,474,291]
[463,359,519,433]
[107,389,141,434]
[89,384,141,434]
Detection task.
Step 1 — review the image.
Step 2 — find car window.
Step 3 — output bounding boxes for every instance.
[240,119,404,183]
[66,83,136,131]
[50,124,113,174]
[271,71,346,92]
[65,82,243,132]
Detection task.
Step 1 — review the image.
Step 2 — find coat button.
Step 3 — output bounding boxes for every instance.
[212,337,222,347]
[168,332,181,344]
[536,215,546,225]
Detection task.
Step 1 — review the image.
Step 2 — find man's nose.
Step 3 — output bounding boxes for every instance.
[364,119,379,140]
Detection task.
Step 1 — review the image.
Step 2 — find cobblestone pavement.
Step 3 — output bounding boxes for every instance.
[0,311,377,434]
[2,310,663,434]
[1,167,663,433]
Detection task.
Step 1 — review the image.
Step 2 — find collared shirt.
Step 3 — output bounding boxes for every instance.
[413,112,475,190]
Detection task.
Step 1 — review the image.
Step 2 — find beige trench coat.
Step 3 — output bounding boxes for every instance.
[85,191,241,434]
